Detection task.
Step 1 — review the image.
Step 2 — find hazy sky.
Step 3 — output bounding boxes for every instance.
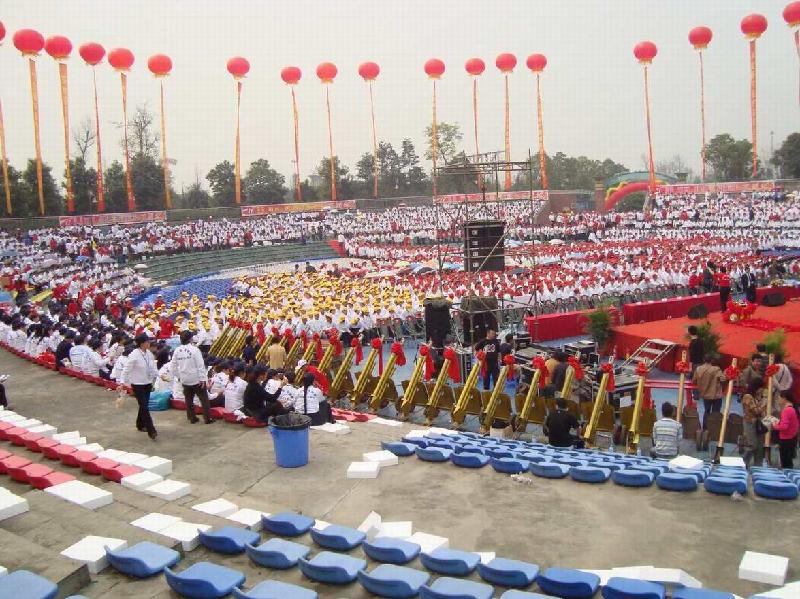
[0,0,796,191]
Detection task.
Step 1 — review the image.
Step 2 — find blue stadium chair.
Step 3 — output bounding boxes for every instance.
[309,524,366,551]
[602,577,665,599]
[419,576,494,599]
[500,592,558,599]
[673,588,734,599]
[357,564,431,598]
[105,541,181,578]
[612,469,655,488]
[656,473,698,492]
[530,462,570,479]
[491,457,531,474]
[262,512,315,536]
[569,466,611,484]
[198,527,261,554]
[232,580,318,599]
[164,562,246,598]
[477,557,540,587]
[451,452,490,468]
[245,538,311,569]
[753,479,799,500]
[420,548,480,576]
[298,551,366,584]
[381,441,417,457]
[704,476,747,496]
[415,446,453,462]
[536,567,601,599]
[0,570,58,599]
[363,537,422,564]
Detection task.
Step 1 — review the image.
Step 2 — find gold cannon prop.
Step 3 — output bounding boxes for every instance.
[450,356,483,429]
[396,349,428,420]
[479,360,514,435]
[217,327,245,359]
[514,367,543,438]
[299,343,335,381]
[292,337,318,376]
[328,346,356,403]
[208,326,232,357]
[350,340,381,407]
[369,344,404,413]
[583,359,614,448]
[422,352,456,426]
[625,364,648,455]
[675,350,688,424]
[285,338,303,369]
[560,353,581,400]
[254,332,278,364]
[713,358,738,464]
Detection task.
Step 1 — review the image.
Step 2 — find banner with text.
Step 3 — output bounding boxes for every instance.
[240,200,356,217]
[656,181,777,195]
[58,210,167,227]
[433,190,549,204]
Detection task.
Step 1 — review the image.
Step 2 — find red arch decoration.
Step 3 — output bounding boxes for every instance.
[604,180,658,210]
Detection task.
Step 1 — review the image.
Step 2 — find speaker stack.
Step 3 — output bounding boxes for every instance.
[423,297,452,349]
[460,295,499,345]
[761,291,786,307]
[463,220,506,272]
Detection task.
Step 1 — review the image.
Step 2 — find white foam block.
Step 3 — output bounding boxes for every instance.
[45,480,113,510]
[0,414,25,423]
[0,565,6,577]
[158,521,211,551]
[311,422,351,434]
[363,450,399,468]
[60,536,127,574]
[347,461,380,479]
[477,552,496,564]
[581,570,615,586]
[0,493,29,521]
[130,512,182,533]
[357,511,382,540]
[638,567,702,589]
[52,431,80,442]
[406,532,449,554]
[226,508,269,531]
[376,521,413,539]
[719,456,746,468]
[367,417,402,427]
[115,452,149,466]
[121,471,164,492]
[754,581,800,598]
[145,480,192,501]
[27,424,57,437]
[15,419,42,428]
[133,456,172,477]
[739,551,789,586]
[59,437,87,447]
[669,455,704,471]
[74,443,104,453]
[404,429,427,439]
[97,449,127,461]
[192,498,239,517]
[427,427,458,437]
[312,520,332,531]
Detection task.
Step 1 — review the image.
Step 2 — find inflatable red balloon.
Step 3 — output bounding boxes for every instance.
[526,53,547,72]
[688,26,713,50]
[281,66,301,85]
[465,57,485,76]
[108,47,134,71]
[45,35,72,60]
[316,62,338,83]
[0,21,5,44]
[741,14,768,39]
[79,42,105,66]
[424,58,445,79]
[633,41,657,64]
[148,54,172,77]
[226,56,250,78]
[12,28,44,55]
[785,2,800,27]
[495,52,517,73]
[358,61,380,81]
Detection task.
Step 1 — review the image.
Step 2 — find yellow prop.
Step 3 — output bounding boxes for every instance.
[480,364,511,434]
[625,372,647,455]
[329,347,355,403]
[369,353,398,412]
[451,359,482,428]
[713,358,738,464]
[423,357,452,425]
[351,344,379,406]
[397,353,426,420]
[583,361,613,448]
[514,368,541,437]
[676,350,688,424]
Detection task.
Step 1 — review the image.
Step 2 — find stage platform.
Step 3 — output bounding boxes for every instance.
[613,300,800,397]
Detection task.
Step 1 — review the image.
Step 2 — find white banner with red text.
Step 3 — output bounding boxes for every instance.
[655,181,778,195]
[58,210,167,227]
[433,190,549,204]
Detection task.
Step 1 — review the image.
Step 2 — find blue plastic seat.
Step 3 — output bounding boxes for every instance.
[477,557,539,587]
[491,457,530,474]
[531,462,570,479]
[551,457,586,468]
[0,570,58,599]
[488,448,516,459]
[753,479,799,500]
[656,473,698,492]
[570,466,611,483]
[704,476,747,496]
[672,588,734,599]
[602,577,665,599]
[451,452,490,468]
[309,524,366,551]
[357,564,431,598]
[164,562,246,598]
[402,436,431,447]
[454,445,486,455]
[245,538,311,569]
[262,512,315,536]
[536,567,601,599]
[431,440,456,450]
[591,461,625,472]
[419,576,494,599]
[500,592,557,599]
[199,526,261,554]
[382,441,417,457]
[669,467,707,482]
[363,537,422,564]
[420,548,480,576]
[232,580,318,599]
[632,464,667,477]
[415,446,453,462]
[517,452,550,464]
[298,551,366,584]
[612,469,654,488]
[105,541,180,578]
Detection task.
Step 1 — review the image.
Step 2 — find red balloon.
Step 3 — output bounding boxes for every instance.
[79,42,105,66]
[281,66,301,85]
[526,53,547,73]
[784,2,800,27]
[0,21,6,44]
[148,54,172,76]
[465,57,485,76]
[633,41,657,64]
[108,47,134,71]
[688,26,713,50]
[424,58,445,79]
[45,35,72,60]
[12,28,44,55]
[358,61,380,81]
[227,56,250,78]
[316,62,338,83]
[741,14,768,39]
[495,52,517,73]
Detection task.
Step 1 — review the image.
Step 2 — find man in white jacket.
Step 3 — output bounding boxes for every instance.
[170,330,214,424]
[121,334,158,440]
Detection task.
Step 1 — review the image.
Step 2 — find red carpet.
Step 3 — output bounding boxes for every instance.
[613,300,800,397]
[327,239,346,257]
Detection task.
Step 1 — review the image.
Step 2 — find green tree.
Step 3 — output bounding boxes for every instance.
[315,156,356,200]
[67,157,97,215]
[18,160,62,216]
[614,192,646,212]
[704,134,756,181]
[298,179,319,202]
[206,160,237,206]
[131,153,166,211]
[243,159,287,205]
[528,152,627,190]
[0,165,22,218]
[179,180,212,209]
[772,132,800,178]
[424,122,463,165]
[103,161,127,213]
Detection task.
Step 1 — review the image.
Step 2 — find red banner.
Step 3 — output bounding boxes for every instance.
[655,181,777,195]
[241,200,355,217]
[58,211,166,227]
[434,190,548,204]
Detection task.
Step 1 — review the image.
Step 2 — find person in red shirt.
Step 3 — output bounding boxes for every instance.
[771,392,799,469]
[714,266,731,312]
[154,295,166,310]
[67,298,79,317]
[688,272,700,295]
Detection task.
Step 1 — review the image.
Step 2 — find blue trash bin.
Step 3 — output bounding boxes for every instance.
[269,415,311,468]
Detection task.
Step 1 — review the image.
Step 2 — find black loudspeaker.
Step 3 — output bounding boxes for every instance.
[687,304,709,319]
[462,311,499,345]
[463,220,505,272]
[460,295,499,313]
[424,298,452,348]
[761,292,786,307]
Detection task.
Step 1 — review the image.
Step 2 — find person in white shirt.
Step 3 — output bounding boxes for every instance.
[68,336,90,371]
[224,364,247,413]
[121,333,158,439]
[82,339,109,378]
[170,330,214,424]
[207,361,230,407]
[292,372,331,426]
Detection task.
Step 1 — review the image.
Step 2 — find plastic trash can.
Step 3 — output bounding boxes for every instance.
[269,414,311,468]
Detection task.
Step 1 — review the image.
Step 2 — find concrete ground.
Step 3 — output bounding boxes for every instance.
[0,349,797,598]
